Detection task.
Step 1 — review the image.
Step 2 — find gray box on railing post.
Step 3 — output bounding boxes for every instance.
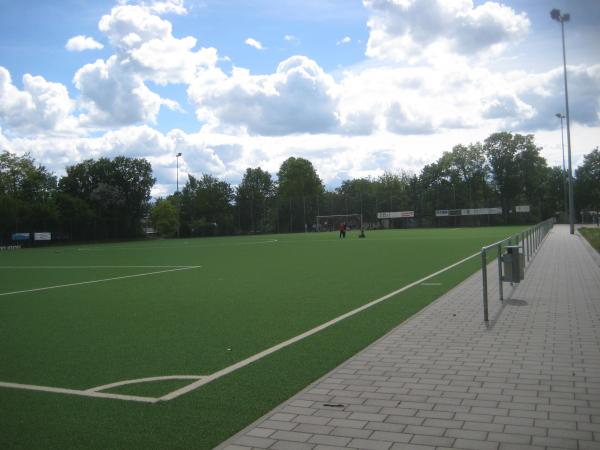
[502,245,524,283]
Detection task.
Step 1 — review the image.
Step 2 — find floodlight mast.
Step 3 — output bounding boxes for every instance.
[551,8,575,235]
[176,152,182,238]
[555,113,568,219]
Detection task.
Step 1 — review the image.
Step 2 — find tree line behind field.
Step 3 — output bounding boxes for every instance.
[1,131,599,243]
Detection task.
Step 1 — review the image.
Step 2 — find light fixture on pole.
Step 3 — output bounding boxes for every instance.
[551,8,575,235]
[176,152,182,238]
[555,113,568,219]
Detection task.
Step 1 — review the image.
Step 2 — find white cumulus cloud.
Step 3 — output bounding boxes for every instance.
[364,0,530,63]
[245,38,264,50]
[0,66,78,135]
[73,56,179,127]
[188,55,340,136]
[69,3,220,128]
[65,35,104,51]
[337,36,351,45]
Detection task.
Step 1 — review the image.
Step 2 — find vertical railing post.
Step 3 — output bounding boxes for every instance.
[497,244,503,301]
[481,249,489,322]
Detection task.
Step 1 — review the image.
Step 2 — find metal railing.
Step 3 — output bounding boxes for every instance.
[480,218,554,322]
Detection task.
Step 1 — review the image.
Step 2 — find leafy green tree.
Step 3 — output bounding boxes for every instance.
[276,157,324,232]
[483,133,547,222]
[236,167,274,233]
[575,148,600,217]
[150,198,177,236]
[59,156,155,239]
[540,166,567,221]
[448,143,488,209]
[0,151,57,242]
[180,174,234,236]
[483,132,521,220]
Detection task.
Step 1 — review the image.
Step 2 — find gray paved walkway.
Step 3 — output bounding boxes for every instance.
[217,225,600,450]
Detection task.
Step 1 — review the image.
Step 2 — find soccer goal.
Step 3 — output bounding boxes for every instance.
[316,214,363,232]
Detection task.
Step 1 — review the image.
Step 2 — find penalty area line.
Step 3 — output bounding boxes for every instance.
[0,381,157,403]
[160,251,480,402]
[0,266,201,297]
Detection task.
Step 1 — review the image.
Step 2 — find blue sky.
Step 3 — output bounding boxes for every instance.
[0,0,598,195]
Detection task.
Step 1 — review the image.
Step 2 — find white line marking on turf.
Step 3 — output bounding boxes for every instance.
[159,251,480,402]
[0,266,194,269]
[0,266,201,297]
[0,381,157,403]
[88,375,204,392]
[75,239,279,251]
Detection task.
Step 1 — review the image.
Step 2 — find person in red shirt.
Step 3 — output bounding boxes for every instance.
[339,222,347,239]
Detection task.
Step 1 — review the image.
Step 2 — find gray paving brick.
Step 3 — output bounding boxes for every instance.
[294,423,333,435]
[380,407,417,417]
[497,444,544,450]
[403,425,445,437]
[410,434,454,447]
[348,438,391,450]
[453,438,499,450]
[294,415,332,426]
[271,430,312,442]
[313,409,351,419]
[503,425,547,437]
[365,422,406,433]
[348,412,387,422]
[235,436,275,448]
[416,410,453,420]
[548,428,593,441]
[270,441,314,450]
[247,428,276,438]
[260,420,298,431]
[390,444,434,450]
[271,413,297,422]
[329,426,372,438]
[445,428,487,440]
[488,432,531,445]
[327,418,367,429]
[532,436,578,449]
[369,431,412,443]
[313,446,356,450]
[462,421,505,433]
[455,413,494,423]
[308,434,351,447]
[385,415,424,426]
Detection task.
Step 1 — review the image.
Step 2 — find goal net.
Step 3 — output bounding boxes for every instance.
[316,214,363,232]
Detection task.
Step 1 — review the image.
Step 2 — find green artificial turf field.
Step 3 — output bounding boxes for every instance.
[0,226,524,449]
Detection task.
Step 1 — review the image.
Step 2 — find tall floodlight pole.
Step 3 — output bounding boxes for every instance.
[176,152,182,238]
[551,9,575,234]
[555,113,568,219]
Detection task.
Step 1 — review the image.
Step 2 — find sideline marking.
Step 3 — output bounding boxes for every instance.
[0,266,201,297]
[0,265,197,269]
[75,239,279,251]
[160,251,480,401]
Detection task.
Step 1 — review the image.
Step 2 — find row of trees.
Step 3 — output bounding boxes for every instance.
[0,153,154,243]
[1,131,599,243]
[154,132,599,237]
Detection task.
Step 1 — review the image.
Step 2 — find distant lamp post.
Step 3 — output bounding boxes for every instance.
[551,8,575,235]
[176,152,182,238]
[555,113,568,219]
